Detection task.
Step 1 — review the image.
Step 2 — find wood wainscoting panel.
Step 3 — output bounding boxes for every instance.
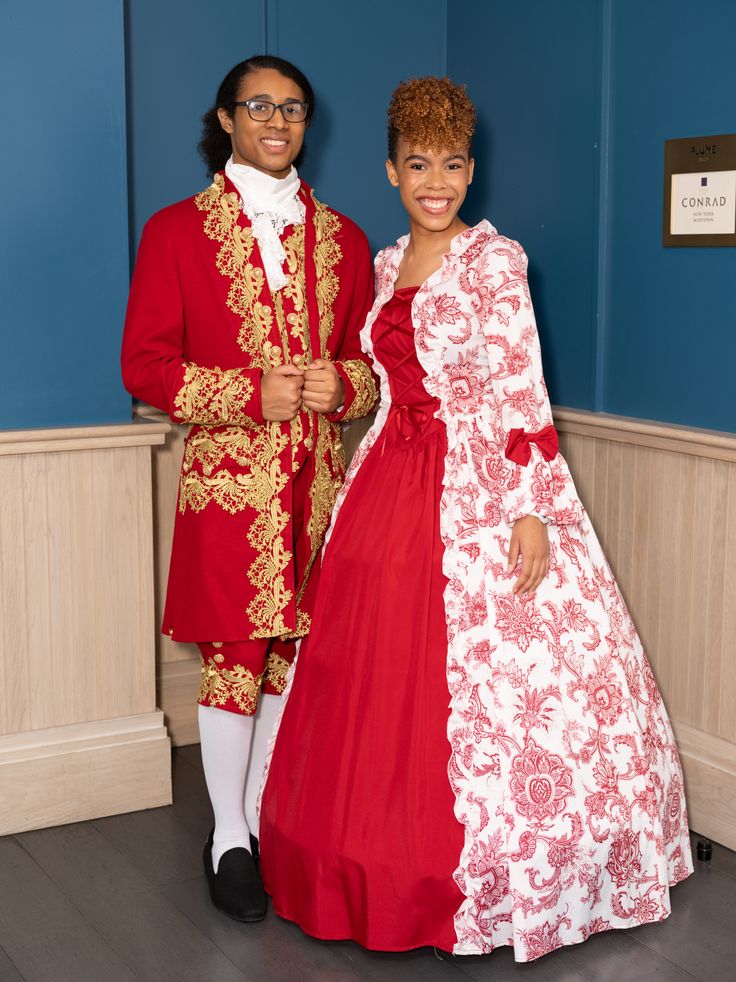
[0,420,172,830]
[0,442,160,733]
[136,406,202,745]
[721,465,736,740]
[557,408,736,849]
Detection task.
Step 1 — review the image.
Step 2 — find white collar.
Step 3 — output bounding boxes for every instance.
[225,156,306,292]
[225,157,302,215]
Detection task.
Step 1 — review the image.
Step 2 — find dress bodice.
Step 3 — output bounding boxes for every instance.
[371,286,442,446]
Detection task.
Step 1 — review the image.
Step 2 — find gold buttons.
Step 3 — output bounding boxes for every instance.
[214,653,225,665]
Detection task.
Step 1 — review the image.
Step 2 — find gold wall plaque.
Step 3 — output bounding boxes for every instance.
[663,133,736,247]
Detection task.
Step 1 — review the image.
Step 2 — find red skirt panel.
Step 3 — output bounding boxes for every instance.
[260,287,465,949]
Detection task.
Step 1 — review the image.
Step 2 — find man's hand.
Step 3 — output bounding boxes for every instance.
[507,515,550,596]
[302,359,345,414]
[261,364,305,421]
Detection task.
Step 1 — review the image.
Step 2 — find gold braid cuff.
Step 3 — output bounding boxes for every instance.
[264,652,290,693]
[338,359,378,422]
[198,656,263,715]
[173,363,258,427]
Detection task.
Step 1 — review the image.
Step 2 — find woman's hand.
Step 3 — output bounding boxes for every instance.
[261,364,305,421]
[507,515,550,596]
[302,359,345,414]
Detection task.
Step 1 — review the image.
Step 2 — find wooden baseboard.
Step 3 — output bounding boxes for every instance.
[0,712,172,834]
[671,720,736,852]
[158,657,201,747]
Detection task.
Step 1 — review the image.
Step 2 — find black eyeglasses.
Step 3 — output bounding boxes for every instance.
[233,99,309,123]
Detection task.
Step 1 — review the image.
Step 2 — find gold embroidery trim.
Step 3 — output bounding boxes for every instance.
[280,193,345,630]
[339,359,378,422]
[264,652,290,693]
[286,419,345,629]
[194,175,297,637]
[311,192,342,356]
[173,363,256,426]
[282,609,311,642]
[179,426,290,515]
[306,417,344,545]
[199,657,263,714]
[281,224,310,355]
[181,427,240,477]
[194,174,282,369]
[179,431,294,634]
[246,490,293,637]
[273,223,311,471]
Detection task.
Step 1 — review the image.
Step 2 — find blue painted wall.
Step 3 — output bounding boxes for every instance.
[447,0,604,412]
[450,0,736,432]
[0,0,131,429]
[4,0,735,433]
[604,0,736,431]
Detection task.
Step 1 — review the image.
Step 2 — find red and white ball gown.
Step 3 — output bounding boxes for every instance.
[260,226,693,961]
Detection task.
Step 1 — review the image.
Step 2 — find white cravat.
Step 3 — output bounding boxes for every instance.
[225,156,305,292]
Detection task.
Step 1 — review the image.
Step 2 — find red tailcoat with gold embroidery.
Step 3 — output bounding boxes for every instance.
[121,173,377,641]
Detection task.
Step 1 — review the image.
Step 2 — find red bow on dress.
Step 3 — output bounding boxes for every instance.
[393,404,429,441]
[381,404,430,455]
[504,425,559,466]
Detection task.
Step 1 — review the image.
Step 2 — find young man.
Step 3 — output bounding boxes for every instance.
[121,55,376,921]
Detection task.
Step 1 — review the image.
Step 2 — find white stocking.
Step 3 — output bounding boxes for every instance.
[198,703,254,872]
[244,692,282,839]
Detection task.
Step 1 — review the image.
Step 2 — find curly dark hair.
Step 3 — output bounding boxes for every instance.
[387,76,476,163]
[198,55,315,175]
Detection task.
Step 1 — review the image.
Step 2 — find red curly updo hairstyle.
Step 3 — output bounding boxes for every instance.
[387,76,476,162]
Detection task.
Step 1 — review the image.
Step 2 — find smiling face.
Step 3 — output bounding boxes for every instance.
[386,137,474,235]
[216,67,307,179]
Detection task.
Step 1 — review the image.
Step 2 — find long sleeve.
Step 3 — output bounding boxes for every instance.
[482,239,582,526]
[121,215,265,427]
[327,230,379,424]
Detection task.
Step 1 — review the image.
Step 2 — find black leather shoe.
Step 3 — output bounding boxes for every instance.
[249,833,260,866]
[203,829,267,922]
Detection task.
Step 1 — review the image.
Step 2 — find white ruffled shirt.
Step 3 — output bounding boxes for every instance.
[225,156,306,293]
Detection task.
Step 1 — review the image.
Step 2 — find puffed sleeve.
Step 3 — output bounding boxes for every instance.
[482,238,583,526]
[121,215,265,427]
[327,228,379,423]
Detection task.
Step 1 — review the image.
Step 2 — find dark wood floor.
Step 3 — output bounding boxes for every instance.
[2,747,735,982]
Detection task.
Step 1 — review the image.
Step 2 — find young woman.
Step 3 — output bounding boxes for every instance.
[121,55,376,921]
[259,77,692,960]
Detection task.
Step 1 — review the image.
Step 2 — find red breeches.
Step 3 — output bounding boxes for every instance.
[197,637,297,715]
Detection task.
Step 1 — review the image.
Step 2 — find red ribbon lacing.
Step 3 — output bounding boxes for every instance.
[504,424,559,466]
